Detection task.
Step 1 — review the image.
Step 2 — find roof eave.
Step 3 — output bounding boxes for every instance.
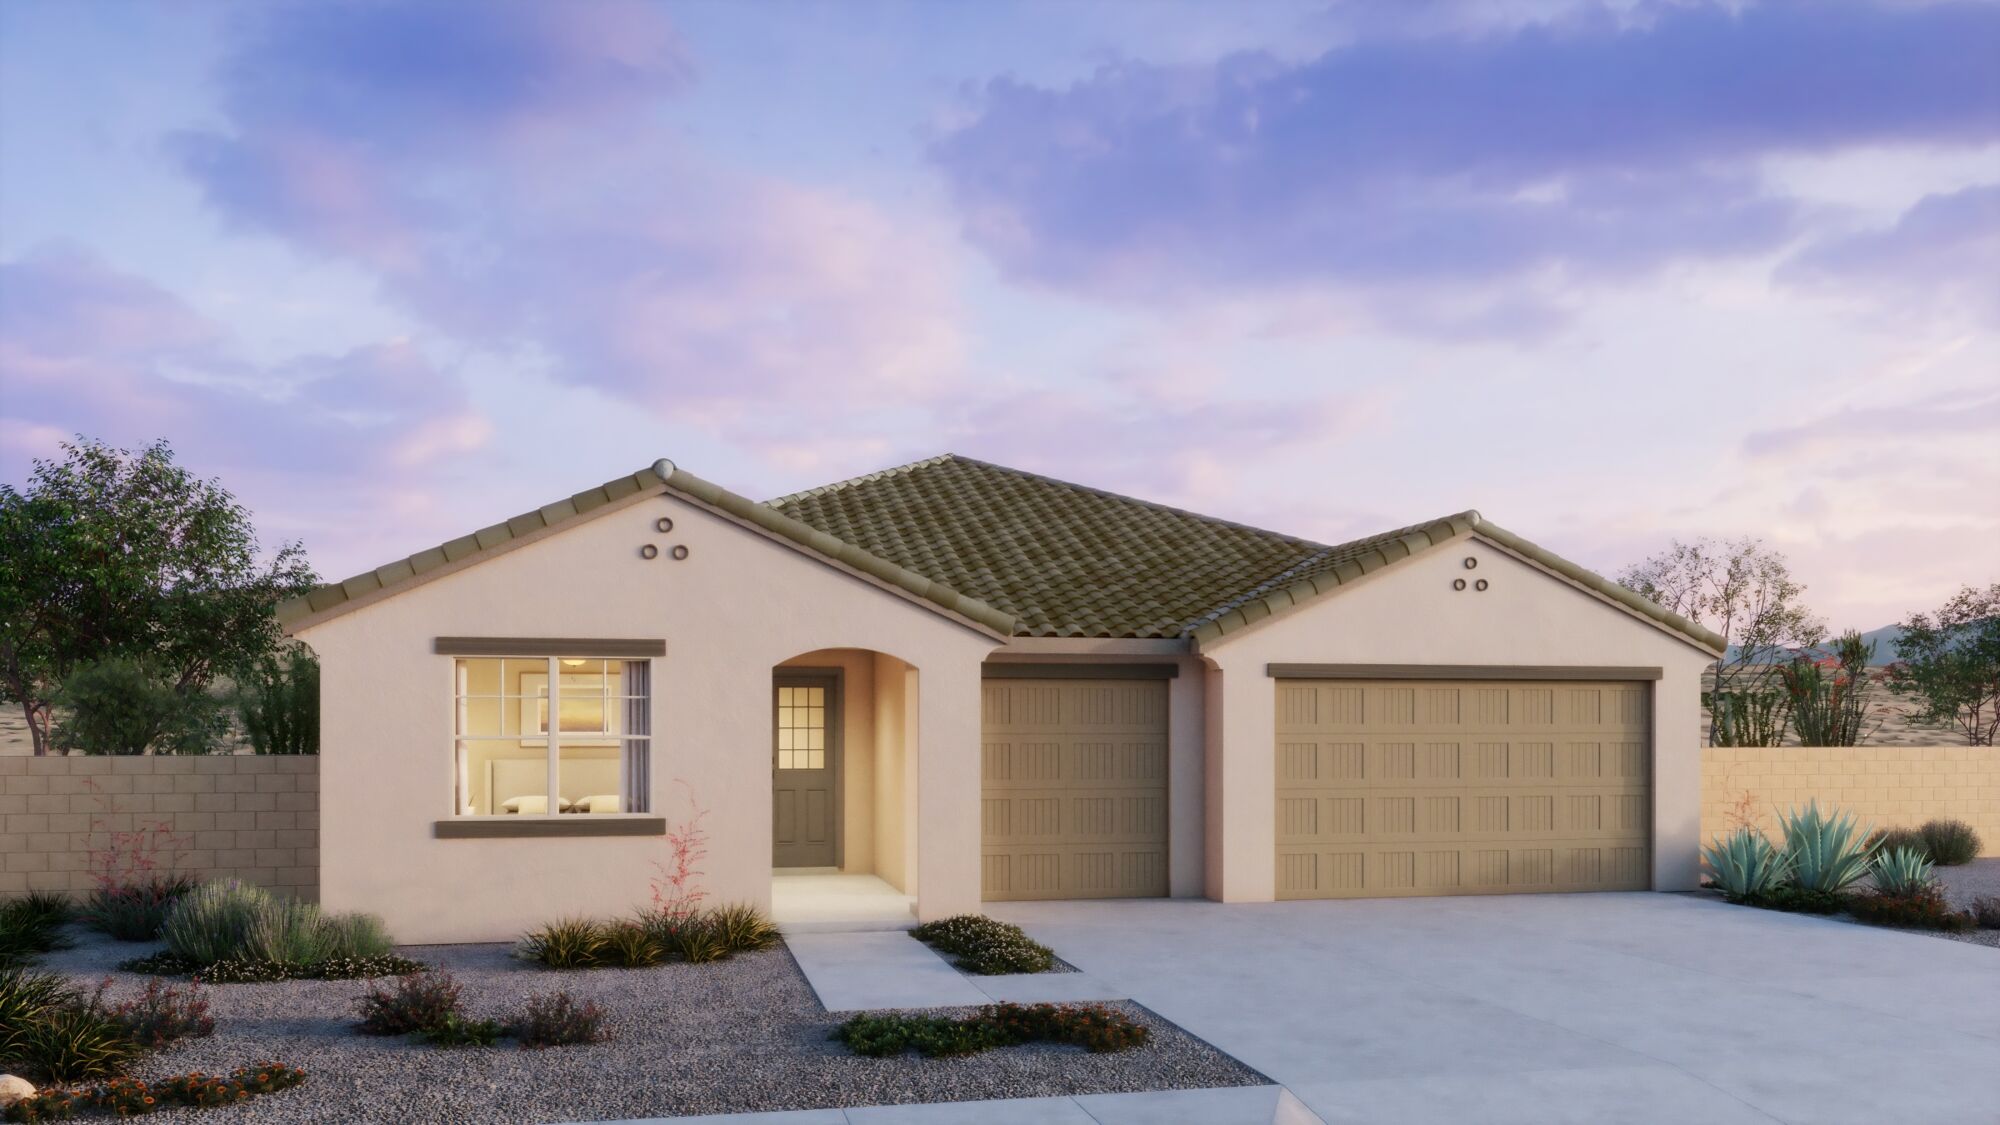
[1187,512,1725,657]
[282,459,1018,641]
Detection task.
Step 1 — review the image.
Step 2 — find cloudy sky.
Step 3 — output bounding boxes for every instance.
[2,0,1995,631]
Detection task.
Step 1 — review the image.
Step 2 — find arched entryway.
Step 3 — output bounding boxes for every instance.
[768,648,920,928]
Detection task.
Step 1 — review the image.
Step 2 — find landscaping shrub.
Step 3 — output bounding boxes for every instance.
[355,972,464,1037]
[1870,846,1937,898]
[1700,828,1790,902]
[0,895,72,970]
[909,914,1055,975]
[101,978,214,1049]
[832,1002,1149,1059]
[706,903,780,953]
[1744,885,1851,915]
[52,657,226,756]
[317,912,394,960]
[80,875,198,942]
[1970,896,2000,929]
[834,1012,1007,1058]
[515,917,608,970]
[419,1014,504,1048]
[157,880,395,976]
[11,892,72,929]
[660,919,727,964]
[520,903,777,970]
[600,922,663,968]
[1869,826,1927,858]
[511,991,609,1048]
[1778,803,1876,894]
[0,1087,82,1123]
[632,908,729,964]
[235,645,319,756]
[1848,887,1975,932]
[240,898,336,966]
[0,969,80,1061]
[118,951,423,983]
[2,1062,306,1122]
[158,881,275,965]
[5,1003,140,1084]
[1918,819,1981,866]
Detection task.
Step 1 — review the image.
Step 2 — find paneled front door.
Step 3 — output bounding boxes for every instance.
[772,672,840,868]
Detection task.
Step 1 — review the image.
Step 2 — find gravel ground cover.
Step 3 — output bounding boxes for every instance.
[23,930,1262,1124]
[1933,857,2000,908]
[1920,858,2000,949]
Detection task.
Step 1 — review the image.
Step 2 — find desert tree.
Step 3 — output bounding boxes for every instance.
[1887,583,2000,746]
[1618,537,1824,746]
[0,438,316,754]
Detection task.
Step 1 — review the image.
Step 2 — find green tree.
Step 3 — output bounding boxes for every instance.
[53,655,227,755]
[0,438,316,754]
[236,643,320,755]
[1887,583,2000,746]
[1618,537,1824,746]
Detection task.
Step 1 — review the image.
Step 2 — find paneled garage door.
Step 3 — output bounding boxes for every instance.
[1275,678,1650,899]
[982,679,1169,901]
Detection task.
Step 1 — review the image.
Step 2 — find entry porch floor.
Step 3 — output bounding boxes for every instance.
[771,873,916,933]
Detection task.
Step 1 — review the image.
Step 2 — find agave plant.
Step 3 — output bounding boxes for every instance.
[1701,827,1791,901]
[1871,846,1937,897]
[1779,802,1876,894]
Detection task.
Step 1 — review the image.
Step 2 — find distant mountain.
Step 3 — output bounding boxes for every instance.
[1852,624,1905,664]
[1724,624,1904,666]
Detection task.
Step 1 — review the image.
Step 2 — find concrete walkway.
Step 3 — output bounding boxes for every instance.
[616,1084,1319,1124]
[785,931,1127,1011]
[989,893,2000,1125]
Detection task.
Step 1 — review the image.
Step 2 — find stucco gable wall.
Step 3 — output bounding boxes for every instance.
[299,487,996,943]
[1199,538,1713,901]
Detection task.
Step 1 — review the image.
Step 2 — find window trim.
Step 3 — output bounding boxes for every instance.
[435,637,665,658]
[434,817,665,839]
[450,653,652,818]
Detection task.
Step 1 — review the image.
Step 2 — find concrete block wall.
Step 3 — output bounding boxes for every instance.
[0,755,318,901]
[1701,746,2000,857]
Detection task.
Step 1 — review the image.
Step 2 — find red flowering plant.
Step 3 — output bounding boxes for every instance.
[646,781,711,929]
[77,780,195,942]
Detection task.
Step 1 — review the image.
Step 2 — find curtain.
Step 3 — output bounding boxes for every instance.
[622,660,651,813]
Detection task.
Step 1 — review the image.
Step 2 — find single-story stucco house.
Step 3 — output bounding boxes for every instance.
[282,454,1724,943]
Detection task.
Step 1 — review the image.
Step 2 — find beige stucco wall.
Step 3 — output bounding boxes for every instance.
[871,653,917,894]
[1197,535,1716,902]
[0,755,317,902]
[298,487,997,944]
[1701,746,2000,856]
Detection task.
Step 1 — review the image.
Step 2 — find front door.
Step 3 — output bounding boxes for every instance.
[772,672,840,868]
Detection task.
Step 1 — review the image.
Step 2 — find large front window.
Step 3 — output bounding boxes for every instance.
[452,656,651,816]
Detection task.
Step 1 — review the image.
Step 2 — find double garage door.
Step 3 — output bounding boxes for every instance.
[1276,678,1652,899]
[975,674,1650,901]
[981,679,1169,901]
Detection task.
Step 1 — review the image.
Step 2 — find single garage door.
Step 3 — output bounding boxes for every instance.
[1275,678,1650,898]
[981,678,1169,900]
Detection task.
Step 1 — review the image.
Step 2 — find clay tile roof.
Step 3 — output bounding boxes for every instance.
[770,455,1723,653]
[766,455,1327,639]
[281,451,1721,655]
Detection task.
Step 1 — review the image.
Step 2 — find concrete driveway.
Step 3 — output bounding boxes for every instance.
[990,893,2000,1125]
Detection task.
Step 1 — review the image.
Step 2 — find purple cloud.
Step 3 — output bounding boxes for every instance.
[1742,386,2000,460]
[169,0,964,423]
[209,0,690,157]
[1782,183,2000,323]
[931,1,2000,321]
[0,246,487,481]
